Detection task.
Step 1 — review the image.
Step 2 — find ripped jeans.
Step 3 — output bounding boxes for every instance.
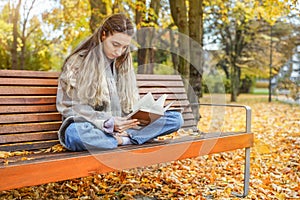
[64,111,183,151]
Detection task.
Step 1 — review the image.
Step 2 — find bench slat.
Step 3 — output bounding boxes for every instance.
[181,120,198,129]
[136,74,182,81]
[139,87,186,94]
[0,105,57,114]
[0,131,58,144]
[0,70,59,78]
[0,96,56,105]
[166,99,190,106]
[182,112,197,120]
[0,87,57,95]
[0,122,61,134]
[0,113,61,124]
[137,80,184,87]
[139,94,189,101]
[0,140,59,152]
[0,78,58,86]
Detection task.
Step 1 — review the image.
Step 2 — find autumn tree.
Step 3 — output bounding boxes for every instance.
[242,20,298,79]
[43,0,91,69]
[0,0,57,70]
[205,0,290,102]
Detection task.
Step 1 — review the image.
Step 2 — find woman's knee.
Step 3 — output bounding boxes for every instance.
[174,112,184,130]
[65,122,88,151]
[65,122,118,151]
[166,111,184,130]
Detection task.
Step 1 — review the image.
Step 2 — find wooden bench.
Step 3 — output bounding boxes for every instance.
[0,69,253,197]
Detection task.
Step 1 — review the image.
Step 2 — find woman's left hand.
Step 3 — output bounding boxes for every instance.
[113,117,139,132]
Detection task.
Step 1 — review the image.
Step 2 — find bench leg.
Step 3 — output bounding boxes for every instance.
[232,147,250,198]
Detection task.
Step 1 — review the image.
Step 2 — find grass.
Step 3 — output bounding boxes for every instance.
[251,88,269,95]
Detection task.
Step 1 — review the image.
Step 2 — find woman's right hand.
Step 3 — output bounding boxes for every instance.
[113,117,139,133]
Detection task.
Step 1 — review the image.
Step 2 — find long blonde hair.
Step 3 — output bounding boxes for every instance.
[61,13,138,113]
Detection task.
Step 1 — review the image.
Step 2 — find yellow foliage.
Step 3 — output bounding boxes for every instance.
[205,0,290,26]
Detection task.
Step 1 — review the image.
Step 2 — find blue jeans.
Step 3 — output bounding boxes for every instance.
[64,111,183,151]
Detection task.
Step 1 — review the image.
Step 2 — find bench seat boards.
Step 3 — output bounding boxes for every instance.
[0,132,253,191]
[0,70,197,152]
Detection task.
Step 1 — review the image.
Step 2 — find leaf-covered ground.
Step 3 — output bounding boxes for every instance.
[0,95,299,199]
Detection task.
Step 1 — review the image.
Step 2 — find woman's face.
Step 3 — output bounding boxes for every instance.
[102,32,131,60]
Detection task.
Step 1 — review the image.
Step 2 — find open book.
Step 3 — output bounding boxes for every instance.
[127,92,174,127]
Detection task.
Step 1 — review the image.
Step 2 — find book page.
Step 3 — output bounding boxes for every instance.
[155,94,167,108]
[146,93,168,115]
[127,92,169,120]
[163,101,174,111]
[132,92,155,112]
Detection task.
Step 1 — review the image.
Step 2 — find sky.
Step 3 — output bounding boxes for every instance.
[0,0,58,20]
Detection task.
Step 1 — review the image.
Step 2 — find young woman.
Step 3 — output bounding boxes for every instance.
[56,13,183,151]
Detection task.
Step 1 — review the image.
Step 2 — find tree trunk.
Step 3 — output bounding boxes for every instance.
[136,0,147,74]
[169,0,190,87]
[136,0,160,74]
[170,29,179,72]
[20,0,33,70]
[188,0,203,121]
[149,0,160,69]
[230,23,244,102]
[20,38,25,70]
[11,0,22,70]
[230,64,240,102]
[89,0,111,33]
[136,28,155,74]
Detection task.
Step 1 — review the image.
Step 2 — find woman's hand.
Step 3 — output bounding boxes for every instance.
[114,117,139,132]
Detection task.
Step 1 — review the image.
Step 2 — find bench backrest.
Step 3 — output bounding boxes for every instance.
[0,70,197,152]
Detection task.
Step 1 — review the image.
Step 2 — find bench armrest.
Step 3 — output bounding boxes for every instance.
[190,103,251,134]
